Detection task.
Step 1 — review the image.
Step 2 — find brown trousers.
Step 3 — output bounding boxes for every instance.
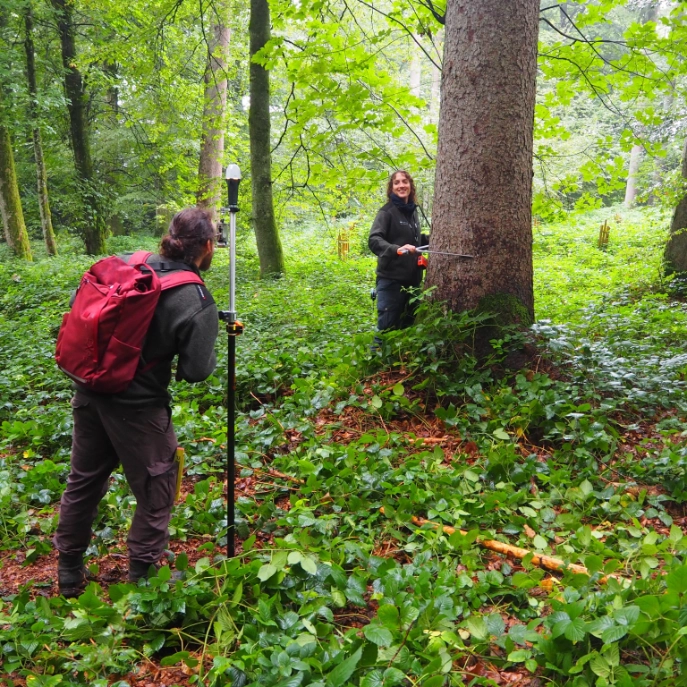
[53,393,178,563]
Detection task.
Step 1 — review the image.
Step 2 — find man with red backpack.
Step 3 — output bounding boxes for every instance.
[54,207,219,596]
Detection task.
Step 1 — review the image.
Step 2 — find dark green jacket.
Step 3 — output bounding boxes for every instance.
[368,202,426,286]
[73,254,218,407]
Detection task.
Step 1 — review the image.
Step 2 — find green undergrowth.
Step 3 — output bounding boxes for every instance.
[1,208,687,686]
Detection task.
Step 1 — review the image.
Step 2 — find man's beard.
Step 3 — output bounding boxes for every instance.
[199,252,213,271]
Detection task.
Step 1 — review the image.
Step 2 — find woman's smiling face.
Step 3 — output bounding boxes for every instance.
[391,172,411,201]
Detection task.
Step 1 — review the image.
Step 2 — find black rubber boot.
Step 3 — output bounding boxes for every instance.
[128,559,159,582]
[58,553,88,598]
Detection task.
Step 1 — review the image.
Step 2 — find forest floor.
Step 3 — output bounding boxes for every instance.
[2,206,687,687]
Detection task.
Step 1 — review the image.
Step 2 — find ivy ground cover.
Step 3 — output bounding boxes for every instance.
[1,207,687,686]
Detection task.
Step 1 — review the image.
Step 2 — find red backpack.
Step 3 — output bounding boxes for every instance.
[55,250,204,394]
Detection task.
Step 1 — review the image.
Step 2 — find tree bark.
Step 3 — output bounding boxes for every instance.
[664,138,687,275]
[0,125,33,260]
[197,6,230,220]
[249,0,284,277]
[624,144,643,208]
[51,0,106,254]
[425,0,539,327]
[25,4,57,256]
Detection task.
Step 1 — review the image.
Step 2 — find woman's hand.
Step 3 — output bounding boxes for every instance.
[396,244,417,255]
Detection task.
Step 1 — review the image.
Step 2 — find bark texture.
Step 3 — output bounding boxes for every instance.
[197,8,230,219]
[425,0,539,325]
[664,138,687,274]
[249,0,284,277]
[0,126,33,260]
[25,4,57,255]
[51,0,106,254]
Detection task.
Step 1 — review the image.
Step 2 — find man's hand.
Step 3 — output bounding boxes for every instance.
[396,244,417,255]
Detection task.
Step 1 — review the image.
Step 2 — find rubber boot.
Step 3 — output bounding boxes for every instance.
[128,559,159,582]
[58,553,88,598]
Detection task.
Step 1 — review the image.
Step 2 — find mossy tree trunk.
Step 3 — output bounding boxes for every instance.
[425,0,539,330]
[249,0,284,277]
[24,3,57,256]
[50,0,106,255]
[0,125,33,260]
[197,4,230,221]
[665,138,687,275]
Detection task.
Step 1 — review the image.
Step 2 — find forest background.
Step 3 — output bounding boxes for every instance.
[2,1,687,686]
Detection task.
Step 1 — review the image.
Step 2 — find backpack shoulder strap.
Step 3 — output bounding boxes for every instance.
[127,250,153,265]
[159,271,204,291]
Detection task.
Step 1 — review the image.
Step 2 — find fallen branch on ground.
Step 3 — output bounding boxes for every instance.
[382,509,618,582]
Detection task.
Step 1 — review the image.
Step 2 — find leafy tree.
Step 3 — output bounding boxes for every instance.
[0,122,33,260]
[49,0,107,254]
[250,0,284,276]
[425,0,539,327]
[24,2,57,255]
[197,0,231,219]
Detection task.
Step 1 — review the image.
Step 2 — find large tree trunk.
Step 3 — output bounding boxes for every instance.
[197,6,230,220]
[51,0,106,255]
[25,4,57,256]
[664,138,687,275]
[425,0,539,327]
[249,0,284,277]
[0,125,33,260]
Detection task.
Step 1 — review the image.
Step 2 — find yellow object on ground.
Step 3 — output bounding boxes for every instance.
[175,447,185,501]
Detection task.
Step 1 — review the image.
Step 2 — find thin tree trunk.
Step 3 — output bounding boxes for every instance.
[409,41,422,99]
[197,6,230,220]
[426,0,539,329]
[249,0,284,277]
[25,4,57,255]
[624,144,643,208]
[0,125,33,260]
[50,0,106,254]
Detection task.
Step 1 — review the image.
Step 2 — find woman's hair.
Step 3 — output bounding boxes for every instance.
[160,208,215,264]
[386,170,417,204]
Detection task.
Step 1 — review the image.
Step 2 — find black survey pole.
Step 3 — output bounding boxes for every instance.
[219,164,243,558]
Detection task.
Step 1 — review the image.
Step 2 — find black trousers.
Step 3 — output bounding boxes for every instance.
[376,277,419,332]
[53,392,178,563]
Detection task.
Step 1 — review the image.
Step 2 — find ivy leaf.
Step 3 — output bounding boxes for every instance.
[590,654,611,679]
[378,604,399,630]
[382,667,406,685]
[564,617,587,643]
[360,670,383,687]
[363,624,393,647]
[614,606,640,627]
[667,566,687,594]
[300,556,318,575]
[175,552,188,571]
[370,395,383,409]
[508,649,531,662]
[532,535,548,551]
[584,554,603,574]
[588,615,615,638]
[258,564,277,581]
[465,616,488,641]
[601,624,627,644]
[326,647,362,687]
[392,383,404,396]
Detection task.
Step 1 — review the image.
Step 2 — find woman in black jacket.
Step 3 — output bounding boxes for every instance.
[368,170,428,332]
